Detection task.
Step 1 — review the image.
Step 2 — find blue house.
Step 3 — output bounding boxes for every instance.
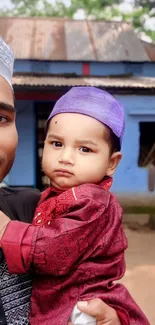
[1,17,155,193]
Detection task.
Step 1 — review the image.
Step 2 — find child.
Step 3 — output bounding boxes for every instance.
[0,87,150,325]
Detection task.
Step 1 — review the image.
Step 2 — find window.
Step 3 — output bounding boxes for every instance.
[138,122,155,167]
[138,122,155,191]
[35,102,54,190]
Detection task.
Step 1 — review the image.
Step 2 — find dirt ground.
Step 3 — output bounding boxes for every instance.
[121,227,155,324]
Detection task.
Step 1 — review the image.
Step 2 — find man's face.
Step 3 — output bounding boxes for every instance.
[0,76,18,182]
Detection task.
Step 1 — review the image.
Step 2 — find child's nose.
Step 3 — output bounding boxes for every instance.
[58,148,74,165]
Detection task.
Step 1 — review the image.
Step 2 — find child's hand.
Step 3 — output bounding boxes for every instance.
[67,298,121,325]
[0,211,10,243]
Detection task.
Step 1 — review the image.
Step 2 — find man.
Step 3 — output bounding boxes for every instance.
[0,37,122,325]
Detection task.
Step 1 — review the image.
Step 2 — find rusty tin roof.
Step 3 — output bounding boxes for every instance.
[0,17,149,62]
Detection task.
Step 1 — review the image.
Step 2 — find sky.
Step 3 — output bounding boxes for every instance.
[0,0,134,10]
[0,0,14,9]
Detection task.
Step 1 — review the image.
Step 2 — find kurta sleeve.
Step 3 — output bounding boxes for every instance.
[1,188,123,276]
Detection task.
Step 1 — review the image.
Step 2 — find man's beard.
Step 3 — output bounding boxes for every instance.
[0,152,15,183]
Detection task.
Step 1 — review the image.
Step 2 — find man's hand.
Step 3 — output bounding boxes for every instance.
[0,210,10,242]
[67,298,121,325]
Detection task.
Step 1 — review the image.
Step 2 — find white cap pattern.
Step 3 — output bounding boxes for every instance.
[0,37,14,87]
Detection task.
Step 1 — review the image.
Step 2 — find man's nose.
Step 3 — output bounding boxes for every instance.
[58,148,74,165]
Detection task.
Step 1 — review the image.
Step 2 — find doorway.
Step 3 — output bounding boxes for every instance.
[35,102,55,190]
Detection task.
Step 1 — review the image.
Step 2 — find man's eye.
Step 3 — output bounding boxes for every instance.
[79,147,92,153]
[0,116,8,124]
[52,141,62,147]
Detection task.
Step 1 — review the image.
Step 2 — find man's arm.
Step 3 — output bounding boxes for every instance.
[0,187,40,223]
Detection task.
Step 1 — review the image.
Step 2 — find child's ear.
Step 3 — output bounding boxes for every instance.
[106,152,122,177]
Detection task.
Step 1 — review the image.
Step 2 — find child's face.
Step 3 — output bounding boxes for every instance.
[42,113,121,190]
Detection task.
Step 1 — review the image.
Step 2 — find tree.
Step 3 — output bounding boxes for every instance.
[0,0,155,41]
[135,0,155,9]
[0,0,123,17]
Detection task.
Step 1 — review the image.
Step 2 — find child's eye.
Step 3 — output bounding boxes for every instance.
[79,147,92,153]
[51,141,62,147]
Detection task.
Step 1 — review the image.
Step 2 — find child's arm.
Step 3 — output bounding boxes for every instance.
[0,192,150,325]
[0,188,126,276]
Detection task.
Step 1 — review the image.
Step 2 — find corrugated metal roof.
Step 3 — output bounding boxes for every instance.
[142,40,155,62]
[12,75,155,89]
[0,17,149,62]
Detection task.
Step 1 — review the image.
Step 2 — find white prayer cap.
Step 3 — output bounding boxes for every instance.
[0,37,14,87]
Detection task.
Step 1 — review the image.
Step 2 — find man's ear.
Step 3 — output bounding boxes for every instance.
[106,152,122,177]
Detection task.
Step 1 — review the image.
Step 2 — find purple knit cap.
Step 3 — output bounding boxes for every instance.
[47,87,125,145]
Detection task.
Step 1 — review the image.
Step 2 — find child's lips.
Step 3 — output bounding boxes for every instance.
[55,169,74,176]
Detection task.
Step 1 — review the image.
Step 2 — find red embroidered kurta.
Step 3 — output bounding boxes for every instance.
[1,179,150,325]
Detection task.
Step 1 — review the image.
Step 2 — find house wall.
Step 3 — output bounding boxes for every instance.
[14,60,155,77]
[112,95,155,193]
[90,62,155,77]
[9,100,36,186]
[8,59,155,191]
[14,61,82,75]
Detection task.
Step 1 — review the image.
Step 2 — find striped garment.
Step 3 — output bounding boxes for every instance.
[0,259,31,325]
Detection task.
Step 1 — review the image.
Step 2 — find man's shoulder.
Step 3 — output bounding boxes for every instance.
[1,186,40,202]
[1,186,39,195]
[0,187,40,222]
